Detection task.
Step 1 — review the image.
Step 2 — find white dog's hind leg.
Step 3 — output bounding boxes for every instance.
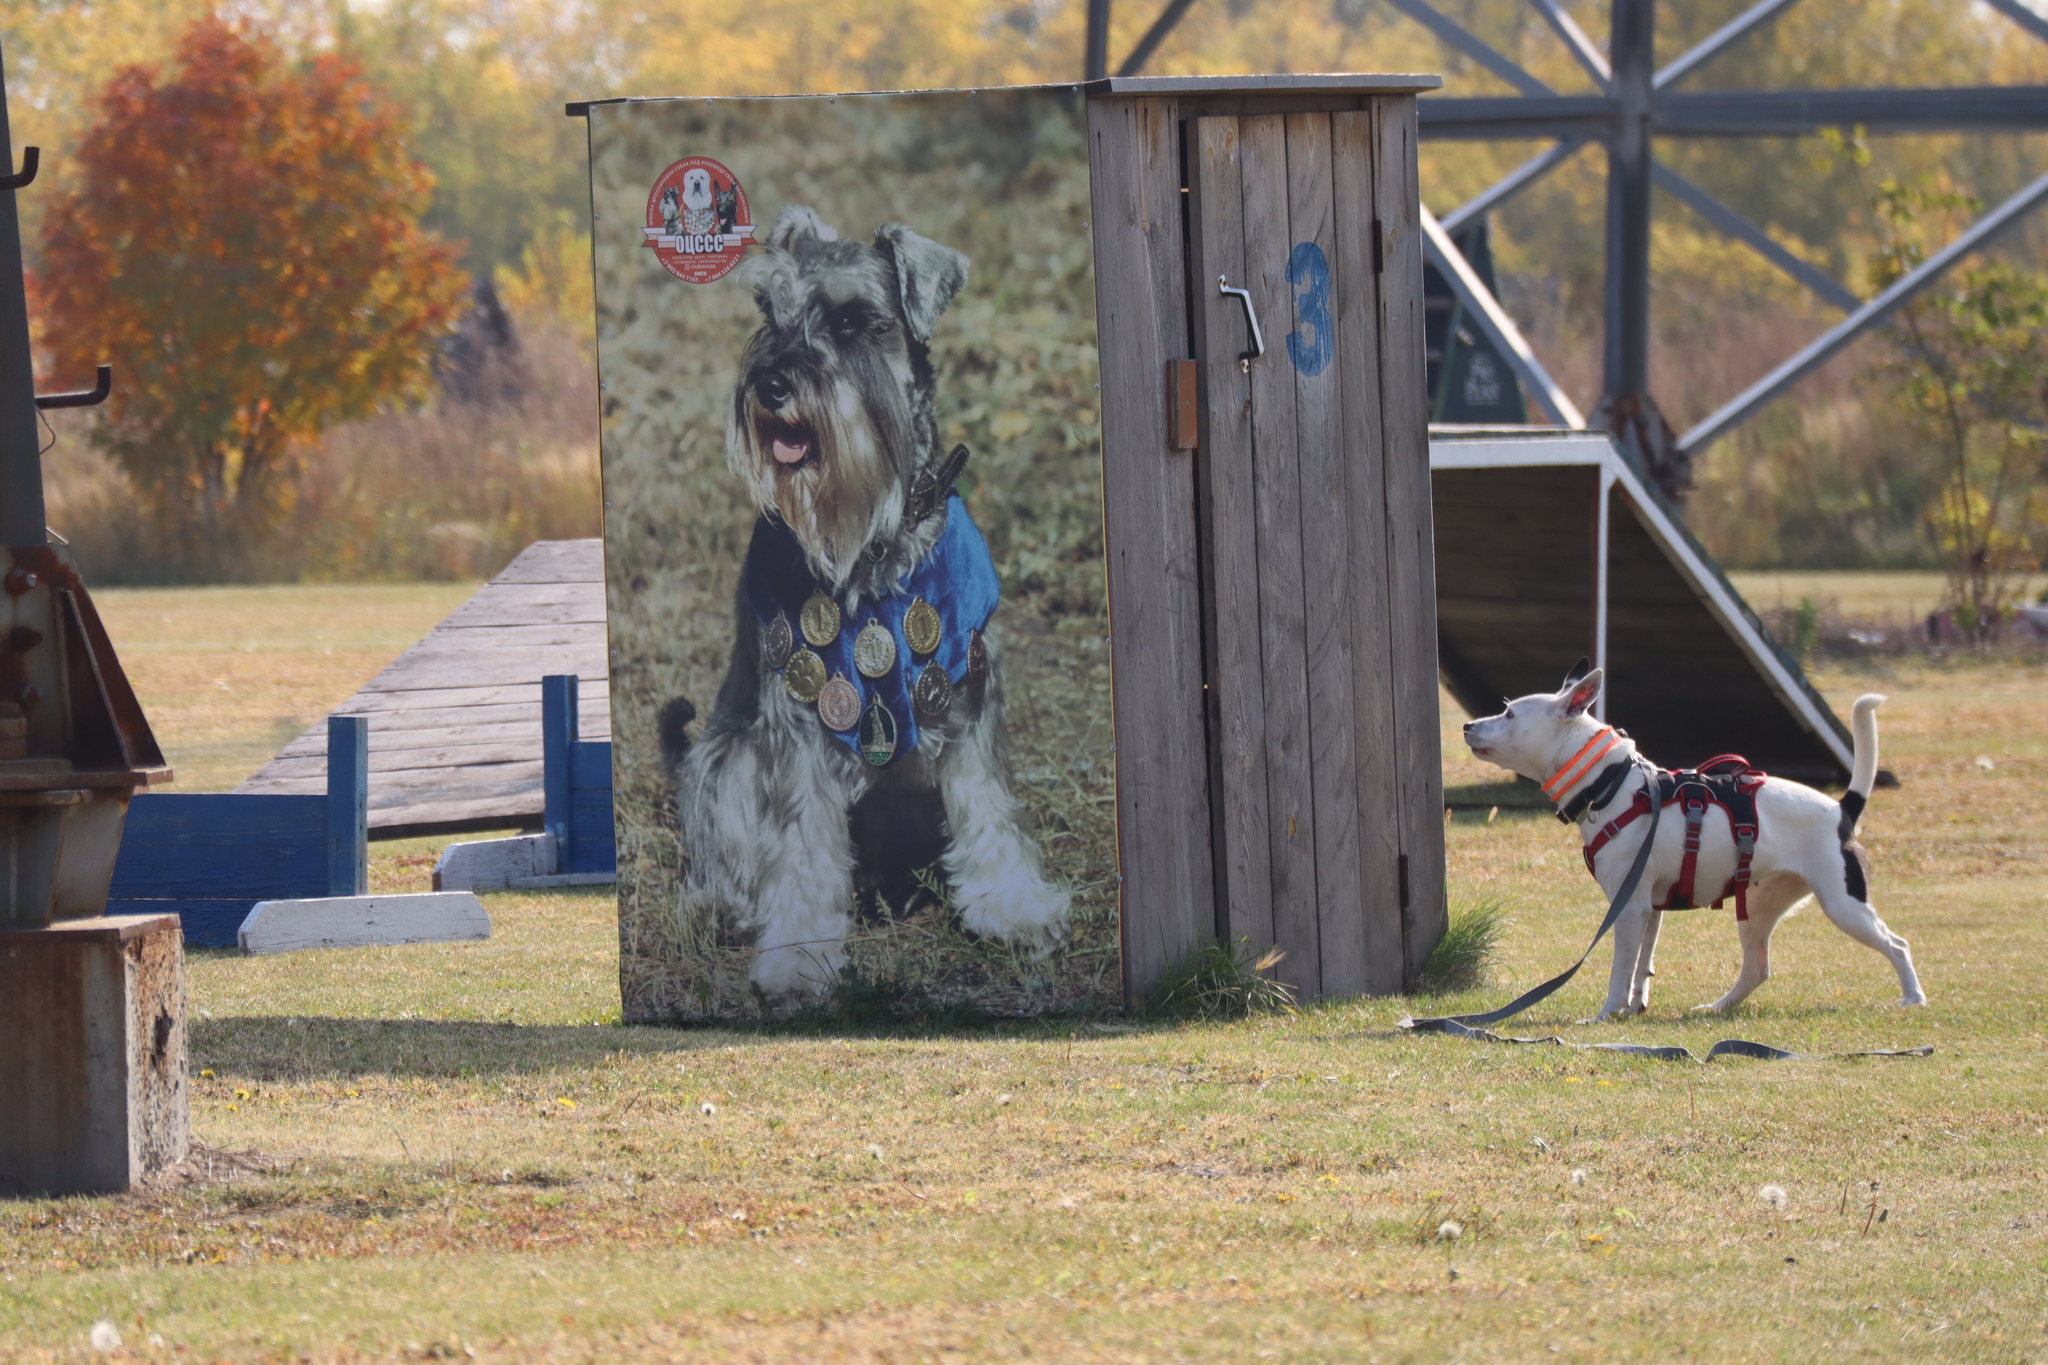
[934,691,1070,952]
[1694,873,1805,1013]
[1812,883,1925,1007]
[1626,909,1664,1014]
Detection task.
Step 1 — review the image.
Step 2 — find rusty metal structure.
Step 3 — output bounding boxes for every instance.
[0,40,187,1197]
[0,50,162,922]
[1083,0,2048,499]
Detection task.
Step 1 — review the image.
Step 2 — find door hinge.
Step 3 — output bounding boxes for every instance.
[1372,218,1385,277]
[1398,852,1410,909]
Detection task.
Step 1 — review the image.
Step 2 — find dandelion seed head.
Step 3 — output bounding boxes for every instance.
[1437,1220,1463,1241]
[1760,1184,1788,1208]
[1569,1168,1588,1185]
[700,1101,717,1116]
[89,1322,121,1353]
[867,1142,886,1160]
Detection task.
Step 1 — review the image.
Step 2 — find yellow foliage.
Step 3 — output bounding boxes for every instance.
[494,211,596,350]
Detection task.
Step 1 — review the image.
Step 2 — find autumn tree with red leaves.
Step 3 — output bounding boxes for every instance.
[34,18,468,542]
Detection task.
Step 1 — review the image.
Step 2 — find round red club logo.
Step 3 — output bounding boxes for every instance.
[644,157,753,283]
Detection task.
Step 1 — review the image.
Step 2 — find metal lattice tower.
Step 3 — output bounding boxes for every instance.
[1083,0,2048,499]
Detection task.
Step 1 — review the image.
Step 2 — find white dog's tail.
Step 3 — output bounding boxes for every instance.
[1838,693,1885,843]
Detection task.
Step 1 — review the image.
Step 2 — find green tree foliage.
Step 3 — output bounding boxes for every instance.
[1857,150,2048,640]
[32,19,470,549]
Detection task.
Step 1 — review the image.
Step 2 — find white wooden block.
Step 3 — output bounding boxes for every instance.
[237,893,491,955]
[506,871,616,889]
[433,833,556,891]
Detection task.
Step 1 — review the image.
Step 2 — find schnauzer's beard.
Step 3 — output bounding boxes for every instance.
[729,372,904,590]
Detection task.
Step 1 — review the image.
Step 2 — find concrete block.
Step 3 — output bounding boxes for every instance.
[0,915,188,1195]
[433,833,555,891]
[506,871,616,890]
[238,893,491,955]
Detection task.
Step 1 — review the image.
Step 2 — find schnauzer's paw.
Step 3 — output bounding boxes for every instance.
[749,943,844,1000]
[957,878,1071,954]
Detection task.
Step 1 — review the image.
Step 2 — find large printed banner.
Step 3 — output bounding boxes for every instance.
[587,90,1118,1021]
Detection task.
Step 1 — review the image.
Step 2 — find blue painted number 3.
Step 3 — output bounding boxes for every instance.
[1286,241,1333,378]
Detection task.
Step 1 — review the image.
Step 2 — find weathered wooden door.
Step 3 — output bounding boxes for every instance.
[1186,107,1445,999]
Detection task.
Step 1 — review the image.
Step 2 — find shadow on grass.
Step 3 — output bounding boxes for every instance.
[191,1003,1141,1079]
[191,1016,724,1080]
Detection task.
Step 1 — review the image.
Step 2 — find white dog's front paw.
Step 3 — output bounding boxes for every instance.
[1896,992,1928,1007]
[956,876,1071,953]
[1689,1002,1723,1014]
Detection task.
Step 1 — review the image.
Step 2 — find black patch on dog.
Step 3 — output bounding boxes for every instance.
[849,786,950,912]
[1842,841,1871,902]
[1837,789,1866,844]
[658,696,699,766]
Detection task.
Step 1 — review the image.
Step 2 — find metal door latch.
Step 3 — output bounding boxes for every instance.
[1217,275,1264,371]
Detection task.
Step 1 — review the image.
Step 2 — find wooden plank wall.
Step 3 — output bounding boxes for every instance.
[1369,97,1448,982]
[1181,97,1443,999]
[236,540,610,833]
[1087,95,1218,1006]
[1188,116,1274,964]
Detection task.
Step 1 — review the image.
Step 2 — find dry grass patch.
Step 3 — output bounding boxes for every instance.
[93,583,476,791]
[0,583,2041,1362]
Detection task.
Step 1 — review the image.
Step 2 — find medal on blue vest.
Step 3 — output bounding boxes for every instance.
[913,661,953,721]
[903,596,942,657]
[859,693,898,765]
[784,648,826,703]
[853,620,897,678]
[818,673,861,731]
[800,591,841,647]
[764,610,794,670]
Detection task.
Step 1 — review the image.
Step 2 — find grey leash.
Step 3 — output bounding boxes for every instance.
[1400,767,1930,1066]
[1401,774,1662,1035]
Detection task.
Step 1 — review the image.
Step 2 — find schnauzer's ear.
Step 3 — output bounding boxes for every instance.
[1561,667,1604,717]
[874,224,969,344]
[766,205,839,250]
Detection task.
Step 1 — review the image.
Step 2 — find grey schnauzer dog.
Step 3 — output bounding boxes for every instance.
[668,204,1071,1001]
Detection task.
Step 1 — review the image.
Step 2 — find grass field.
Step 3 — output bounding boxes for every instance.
[3,577,2041,1362]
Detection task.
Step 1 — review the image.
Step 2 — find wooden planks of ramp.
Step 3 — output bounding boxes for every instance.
[235,540,610,835]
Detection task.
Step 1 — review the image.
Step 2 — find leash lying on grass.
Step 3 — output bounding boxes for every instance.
[1400,777,1931,1064]
[1409,1019,1934,1065]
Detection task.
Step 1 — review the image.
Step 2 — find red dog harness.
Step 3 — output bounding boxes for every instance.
[1561,740,1767,920]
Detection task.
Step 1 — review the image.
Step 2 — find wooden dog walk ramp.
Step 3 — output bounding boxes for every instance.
[235,540,610,835]
[1430,430,1854,786]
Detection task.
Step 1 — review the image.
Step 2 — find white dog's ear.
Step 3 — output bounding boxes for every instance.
[1561,667,1603,717]
[874,224,968,344]
[1562,656,1590,688]
[767,205,838,250]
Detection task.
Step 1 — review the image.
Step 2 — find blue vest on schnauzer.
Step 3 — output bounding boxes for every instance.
[741,493,999,764]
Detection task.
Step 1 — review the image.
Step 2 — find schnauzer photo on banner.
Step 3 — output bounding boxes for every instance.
[586,89,1114,1020]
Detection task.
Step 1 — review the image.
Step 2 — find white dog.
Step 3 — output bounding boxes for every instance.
[680,167,716,234]
[1461,665,1924,1019]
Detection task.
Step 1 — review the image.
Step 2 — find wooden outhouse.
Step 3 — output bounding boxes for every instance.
[578,73,1444,1019]
[1084,75,1448,1005]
